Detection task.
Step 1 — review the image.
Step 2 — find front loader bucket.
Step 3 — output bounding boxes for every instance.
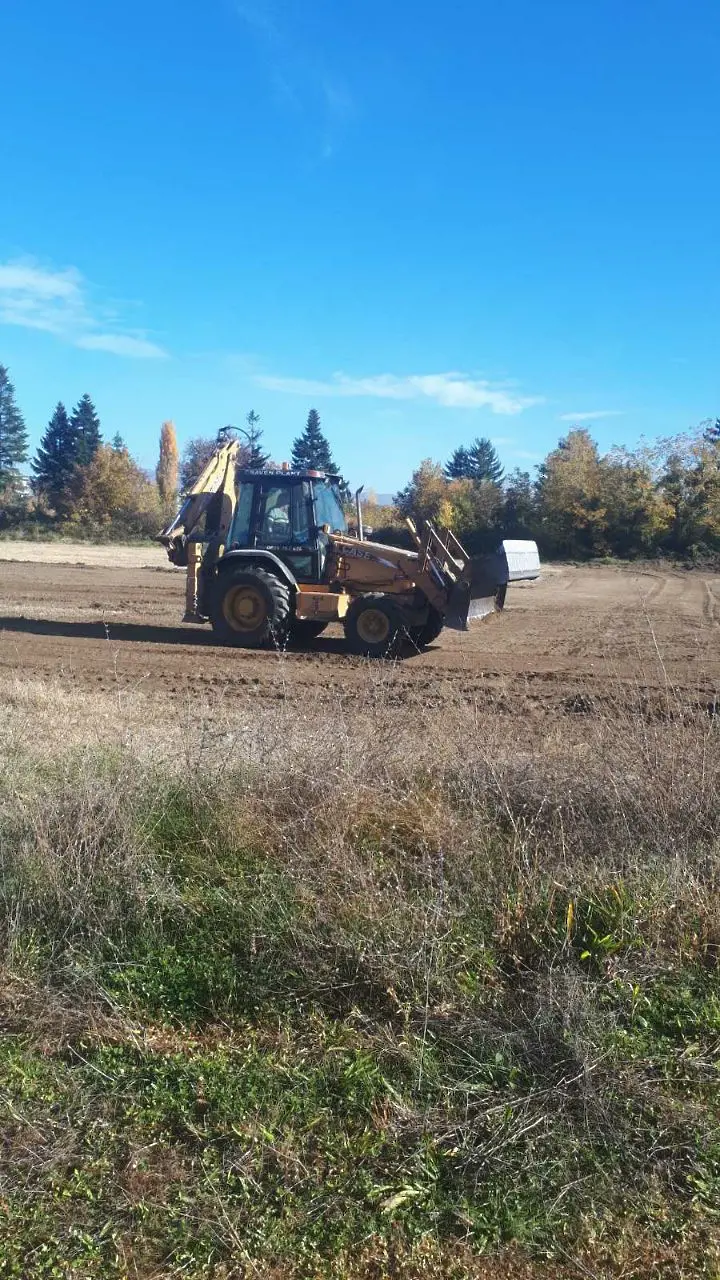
[445,550,508,630]
[444,540,541,631]
[444,580,473,630]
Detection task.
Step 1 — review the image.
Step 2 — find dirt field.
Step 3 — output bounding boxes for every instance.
[0,543,718,721]
[2,544,719,1280]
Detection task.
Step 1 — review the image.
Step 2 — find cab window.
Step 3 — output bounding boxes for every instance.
[314,482,347,533]
[228,482,254,548]
[291,482,312,543]
[260,486,292,544]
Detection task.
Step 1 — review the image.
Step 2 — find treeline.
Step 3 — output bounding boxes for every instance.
[0,364,172,537]
[387,425,720,560]
[0,366,345,539]
[2,359,719,558]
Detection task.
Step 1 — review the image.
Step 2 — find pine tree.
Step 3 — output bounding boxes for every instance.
[291,408,338,473]
[156,420,179,502]
[71,394,102,466]
[32,402,79,512]
[444,446,472,479]
[467,437,504,484]
[0,365,29,487]
[245,409,269,468]
[112,432,126,452]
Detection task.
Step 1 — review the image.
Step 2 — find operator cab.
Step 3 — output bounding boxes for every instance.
[226,469,347,583]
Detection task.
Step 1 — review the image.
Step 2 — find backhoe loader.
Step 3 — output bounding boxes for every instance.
[158,430,540,656]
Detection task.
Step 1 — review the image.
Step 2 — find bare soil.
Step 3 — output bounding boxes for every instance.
[0,546,718,719]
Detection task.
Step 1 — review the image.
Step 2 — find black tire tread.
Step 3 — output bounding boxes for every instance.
[344,593,402,658]
[210,567,291,647]
[411,605,445,648]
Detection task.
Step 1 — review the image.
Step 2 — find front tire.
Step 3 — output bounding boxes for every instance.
[410,605,444,649]
[210,568,291,647]
[344,594,402,658]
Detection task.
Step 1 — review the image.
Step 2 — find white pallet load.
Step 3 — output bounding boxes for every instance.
[501,539,541,582]
[464,538,541,622]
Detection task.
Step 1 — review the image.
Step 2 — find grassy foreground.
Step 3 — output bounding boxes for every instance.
[0,682,719,1279]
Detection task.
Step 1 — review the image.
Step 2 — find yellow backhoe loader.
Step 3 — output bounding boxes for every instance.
[158,430,540,657]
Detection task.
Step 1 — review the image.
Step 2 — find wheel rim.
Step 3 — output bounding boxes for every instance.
[356,607,391,645]
[223,585,267,633]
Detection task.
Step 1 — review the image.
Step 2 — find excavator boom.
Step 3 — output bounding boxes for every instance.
[159,438,240,564]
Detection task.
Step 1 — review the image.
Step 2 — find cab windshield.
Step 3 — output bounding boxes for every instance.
[314,481,346,534]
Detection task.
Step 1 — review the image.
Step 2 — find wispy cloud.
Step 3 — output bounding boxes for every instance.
[558,410,625,422]
[255,370,542,415]
[76,333,167,359]
[0,259,167,358]
[235,0,277,38]
[235,0,354,159]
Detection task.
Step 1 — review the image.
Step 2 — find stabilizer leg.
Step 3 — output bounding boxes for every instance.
[182,542,205,622]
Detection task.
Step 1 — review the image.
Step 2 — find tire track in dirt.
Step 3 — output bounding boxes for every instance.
[638,573,670,605]
[1,558,719,720]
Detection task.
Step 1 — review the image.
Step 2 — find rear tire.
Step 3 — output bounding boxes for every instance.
[210,568,291,647]
[344,594,402,658]
[290,619,328,646]
[410,605,444,649]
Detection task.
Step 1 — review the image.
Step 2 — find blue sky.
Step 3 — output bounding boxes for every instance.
[1,0,718,491]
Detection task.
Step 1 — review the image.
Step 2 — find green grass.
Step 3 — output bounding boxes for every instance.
[1,718,720,1277]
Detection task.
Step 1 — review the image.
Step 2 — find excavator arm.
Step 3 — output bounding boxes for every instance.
[158,436,241,622]
[158,438,240,567]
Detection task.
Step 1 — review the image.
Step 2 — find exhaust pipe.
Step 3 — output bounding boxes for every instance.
[355,485,365,541]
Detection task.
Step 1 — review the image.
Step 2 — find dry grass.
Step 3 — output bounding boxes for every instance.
[0,656,719,1277]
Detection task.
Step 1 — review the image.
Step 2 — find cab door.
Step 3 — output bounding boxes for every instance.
[254,479,321,582]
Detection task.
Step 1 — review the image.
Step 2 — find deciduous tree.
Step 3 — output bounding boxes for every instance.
[536,428,607,557]
[502,469,537,538]
[447,477,504,551]
[156,420,179,503]
[600,447,671,556]
[703,418,720,446]
[395,460,455,529]
[72,444,162,536]
[655,434,720,555]
[180,437,218,491]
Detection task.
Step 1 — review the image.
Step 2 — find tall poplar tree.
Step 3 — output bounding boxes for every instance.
[156,420,180,502]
